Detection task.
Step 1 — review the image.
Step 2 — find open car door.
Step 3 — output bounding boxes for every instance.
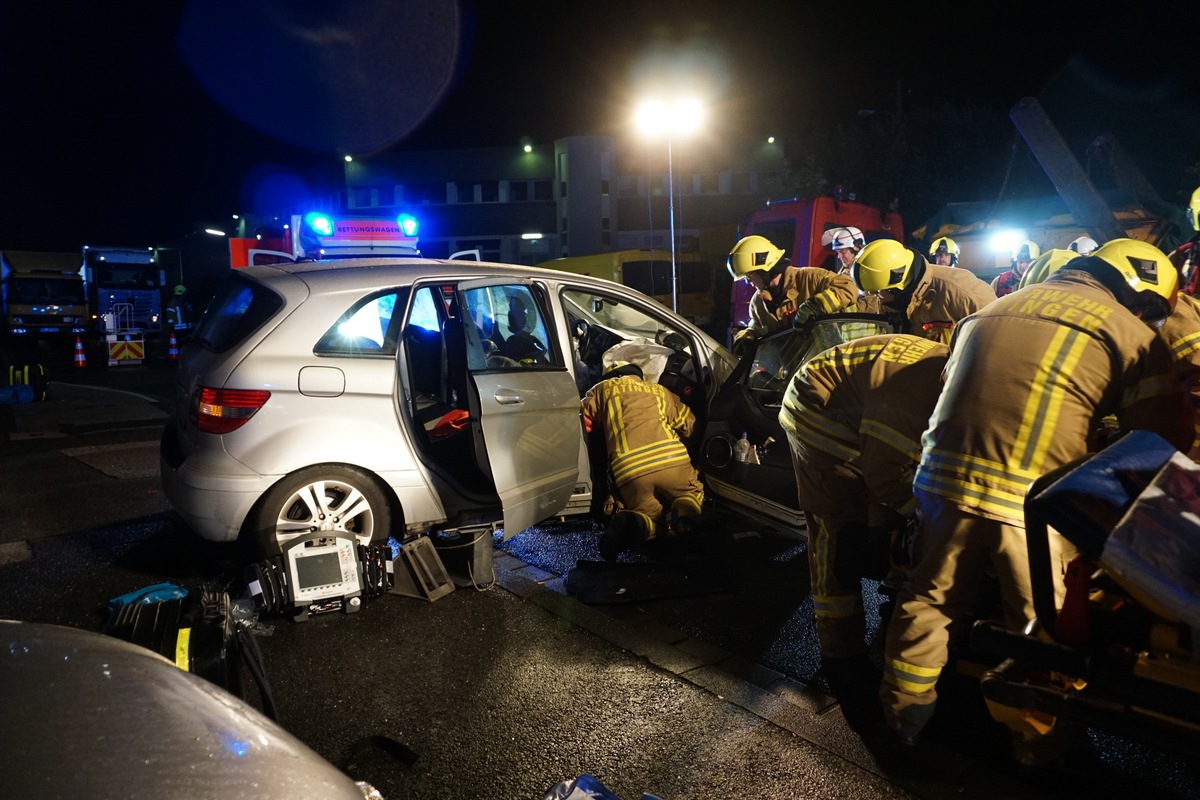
[456,279,581,539]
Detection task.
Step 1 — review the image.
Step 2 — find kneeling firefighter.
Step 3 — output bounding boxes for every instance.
[581,361,704,561]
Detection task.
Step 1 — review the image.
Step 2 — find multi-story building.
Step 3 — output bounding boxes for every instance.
[337,134,789,266]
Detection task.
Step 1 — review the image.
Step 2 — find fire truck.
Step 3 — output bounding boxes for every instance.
[80,246,166,366]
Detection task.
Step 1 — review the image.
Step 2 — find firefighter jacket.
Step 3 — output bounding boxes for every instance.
[779,334,949,517]
[1157,291,1200,457]
[914,269,1195,526]
[748,267,858,334]
[990,268,1022,298]
[581,375,696,487]
[902,263,996,344]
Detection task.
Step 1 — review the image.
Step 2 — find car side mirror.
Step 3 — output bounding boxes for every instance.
[659,331,688,351]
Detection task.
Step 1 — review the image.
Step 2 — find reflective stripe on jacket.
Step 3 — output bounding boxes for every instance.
[581,376,695,486]
[915,269,1195,525]
[779,334,949,515]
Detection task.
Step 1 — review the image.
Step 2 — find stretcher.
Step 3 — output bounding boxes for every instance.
[970,431,1200,754]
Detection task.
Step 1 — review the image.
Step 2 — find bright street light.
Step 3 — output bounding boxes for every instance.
[635,98,705,313]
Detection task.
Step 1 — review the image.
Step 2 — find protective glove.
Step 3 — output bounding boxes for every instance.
[791,302,817,328]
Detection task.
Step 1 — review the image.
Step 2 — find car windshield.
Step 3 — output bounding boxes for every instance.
[746,316,895,392]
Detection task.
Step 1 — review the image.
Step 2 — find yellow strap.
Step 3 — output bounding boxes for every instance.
[175,627,192,670]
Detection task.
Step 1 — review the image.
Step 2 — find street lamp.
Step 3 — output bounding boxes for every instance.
[635,98,704,313]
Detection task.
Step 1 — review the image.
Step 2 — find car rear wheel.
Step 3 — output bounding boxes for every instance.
[248,465,392,557]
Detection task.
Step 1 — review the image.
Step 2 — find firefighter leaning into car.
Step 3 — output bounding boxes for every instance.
[990,239,1040,298]
[928,237,960,267]
[850,239,996,345]
[879,238,1195,747]
[727,235,859,356]
[581,361,704,562]
[778,334,949,665]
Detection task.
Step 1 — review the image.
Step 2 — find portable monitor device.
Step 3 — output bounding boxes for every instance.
[283,534,363,619]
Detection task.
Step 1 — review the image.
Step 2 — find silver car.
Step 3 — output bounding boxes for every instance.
[160,257,736,557]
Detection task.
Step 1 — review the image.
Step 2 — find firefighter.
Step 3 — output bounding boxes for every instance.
[165,284,192,331]
[581,361,703,561]
[850,239,995,344]
[1068,235,1099,255]
[1016,248,1078,291]
[928,237,959,267]
[990,240,1041,297]
[778,334,949,666]
[727,235,859,355]
[880,238,1194,747]
[823,226,866,274]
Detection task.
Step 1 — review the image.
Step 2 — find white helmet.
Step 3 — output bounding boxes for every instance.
[1068,235,1099,255]
[822,226,865,251]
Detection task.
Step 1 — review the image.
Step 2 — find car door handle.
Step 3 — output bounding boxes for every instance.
[494,390,524,405]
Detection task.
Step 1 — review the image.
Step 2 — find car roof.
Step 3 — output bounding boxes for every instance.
[243,257,611,292]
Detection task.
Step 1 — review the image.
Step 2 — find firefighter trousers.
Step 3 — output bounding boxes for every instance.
[615,462,704,541]
[879,494,1077,739]
[786,436,871,659]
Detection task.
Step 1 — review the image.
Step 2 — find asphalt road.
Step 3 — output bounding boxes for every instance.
[1,353,1197,800]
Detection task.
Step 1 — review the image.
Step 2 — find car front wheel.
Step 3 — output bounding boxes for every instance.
[248,465,392,558]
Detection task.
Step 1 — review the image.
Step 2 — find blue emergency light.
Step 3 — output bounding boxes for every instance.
[304,213,336,237]
[398,213,419,238]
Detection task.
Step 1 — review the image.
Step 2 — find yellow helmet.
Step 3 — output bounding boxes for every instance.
[850,239,915,293]
[929,236,960,263]
[1188,186,1200,232]
[1012,240,1041,263]
[1018,248,1079,290]
[728,235,785,280]
[1089,238,1178,323]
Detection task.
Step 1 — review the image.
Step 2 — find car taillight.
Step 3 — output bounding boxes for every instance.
[194,387,271,434]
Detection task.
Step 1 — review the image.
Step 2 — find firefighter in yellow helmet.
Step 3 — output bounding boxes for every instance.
[928,237,959,267]
[880,237,1193,749]
[727,235,859,355]
[581,360,703,561]
[850,239,995,344]
[1016,248,1078,291]
[991,240,1041,297]
[779,334,948,675]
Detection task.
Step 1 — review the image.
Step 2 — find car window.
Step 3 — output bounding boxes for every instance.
[314,290,404,356]
[747,316,896,392]
[190,273,284,354]
[461,284,559,369]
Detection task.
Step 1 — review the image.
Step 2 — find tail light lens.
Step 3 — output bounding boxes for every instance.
[194,387,271,434]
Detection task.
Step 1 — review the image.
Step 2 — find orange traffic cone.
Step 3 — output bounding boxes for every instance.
[74,336,87,368]
[168,332,179,361]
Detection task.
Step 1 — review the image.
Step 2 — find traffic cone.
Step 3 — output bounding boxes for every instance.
[73,336,87,368]
[168,332,179,361]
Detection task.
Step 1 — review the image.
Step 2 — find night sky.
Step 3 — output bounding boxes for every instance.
[2,1,1194,253]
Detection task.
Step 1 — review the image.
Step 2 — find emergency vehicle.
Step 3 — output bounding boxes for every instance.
[1,250,89,341]
[80,246,166,365]
[228,212,422,267]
